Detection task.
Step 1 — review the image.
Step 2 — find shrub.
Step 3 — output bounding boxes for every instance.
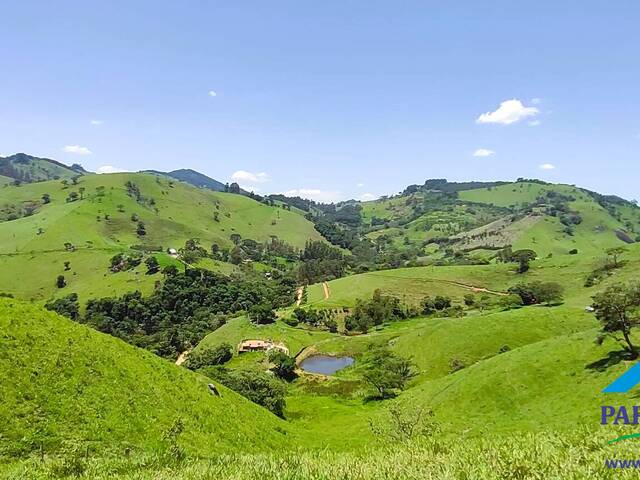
[185,343,233,370]
[450,358,466,373]
[421,295,452,315]
[362,345,417,398]
[507,281,564,306]
[499,294,524,310]
[145,256,160,274]
[204,367,287,417]
[45,293,80,320]
[283,316,299,327]
[268,350,297,381]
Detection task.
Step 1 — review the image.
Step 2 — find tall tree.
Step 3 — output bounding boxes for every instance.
[593,282,640,358]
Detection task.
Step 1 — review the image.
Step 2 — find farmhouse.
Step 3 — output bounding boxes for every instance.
[237,339,289,355]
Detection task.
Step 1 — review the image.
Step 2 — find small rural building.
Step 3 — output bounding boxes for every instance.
[237,339,289,355]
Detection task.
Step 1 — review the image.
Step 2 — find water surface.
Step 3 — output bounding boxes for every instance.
[300,355,354,375]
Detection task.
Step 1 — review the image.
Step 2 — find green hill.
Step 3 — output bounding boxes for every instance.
[144,168,227,192]
[0,171,322,301]
[355,180,639,264]
[0,298,288,459]
[4,173,640,478]
[192,243,640,447]
[0,153,84,183]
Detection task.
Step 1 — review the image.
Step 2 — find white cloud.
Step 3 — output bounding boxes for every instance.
[472,148,495,157]
[208,90,217,97]
[97,165,129,174]
[283,188,343,203]
[231,170,270,184]
[356,183,364,188]
[240,185,261,193]
[531,98,541,105]
[528,120,541,126]
[476,99,539,125]
[539,163,556,170]
[90,120,103,126]
[360,193,377,201]
[63,145,92,155]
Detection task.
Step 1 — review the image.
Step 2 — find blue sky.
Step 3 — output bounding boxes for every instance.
[1,1,639,201]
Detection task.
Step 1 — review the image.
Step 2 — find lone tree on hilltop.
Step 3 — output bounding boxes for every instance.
[593,282,640,359]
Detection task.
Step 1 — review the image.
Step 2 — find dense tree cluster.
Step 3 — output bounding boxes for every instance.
[45,293,80,320]
[203,367,287,417]
[184,343,233,370]
[345,290,418,333]
[297,240,347,284]
[47,268,296,358]
[110,252,143,272]
[507,281,564,306]
[290,307,338,332]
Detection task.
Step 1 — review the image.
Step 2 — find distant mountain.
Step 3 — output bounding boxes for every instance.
[146,168,227,192]
[0,153,85,183]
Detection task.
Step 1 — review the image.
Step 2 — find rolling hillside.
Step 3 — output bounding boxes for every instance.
[0,153,85,183]
[145,168,227,192]
[3,171,640,477]
[357,180,639,262]
[192,242,640,449]
[0,299,289,459]
[0,171,323,301]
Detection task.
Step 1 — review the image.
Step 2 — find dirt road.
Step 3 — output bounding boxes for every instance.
[295,287,304,306]
[175,349,191,366]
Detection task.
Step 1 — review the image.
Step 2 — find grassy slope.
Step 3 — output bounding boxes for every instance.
[460,182,633,257]
[3,156,79,182]
[7,428,640,479]
[0,172,322,302]
[407,328,639,435]
[360,182,637,256]
[0,299,289,459]
[305,264,512,307]
[0,174,14,186]
[362,194,504,249]
[194,245,640,449]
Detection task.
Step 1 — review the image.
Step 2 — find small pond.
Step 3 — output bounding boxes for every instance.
[300,355,354,375]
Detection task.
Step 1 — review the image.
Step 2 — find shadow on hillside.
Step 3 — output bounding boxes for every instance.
[585,350,631,372]
[362,393,398,403]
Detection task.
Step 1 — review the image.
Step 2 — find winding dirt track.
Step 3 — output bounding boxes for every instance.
[322,282,330,299]
[295,287,304,306]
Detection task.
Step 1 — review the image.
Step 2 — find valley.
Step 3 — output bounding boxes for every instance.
[2,155,640,478]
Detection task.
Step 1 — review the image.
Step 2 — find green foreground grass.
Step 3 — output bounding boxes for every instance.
[4,430,640,479]
[0,299,289,460]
